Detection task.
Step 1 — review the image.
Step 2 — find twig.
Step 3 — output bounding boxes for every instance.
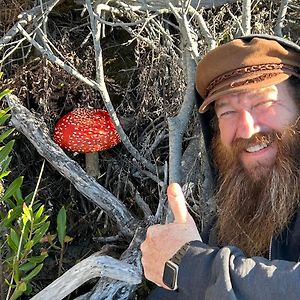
[94,12,146,27]
[274,0,290,37]
[6,94,138,238]
[0,0,62,51]
[0,12,36,50]
[16,23,98,89]
[188,7,216,51]
[150,18,175,45]
[0,37,26,65]
[93,235,123,243]
[127,181,153,218]
[35,28,77,69]
[155,161,169,222]
[144,129,167,157]
[39,0,48,37]
[227,6,245,36]
[134,169,165,187]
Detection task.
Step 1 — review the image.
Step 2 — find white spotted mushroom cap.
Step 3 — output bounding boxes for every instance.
[53,108,121,153]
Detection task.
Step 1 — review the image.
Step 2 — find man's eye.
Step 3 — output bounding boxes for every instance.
[254,101,274,110]
[219,111,236,118]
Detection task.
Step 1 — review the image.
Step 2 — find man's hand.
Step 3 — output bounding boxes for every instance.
[140,183,201,288]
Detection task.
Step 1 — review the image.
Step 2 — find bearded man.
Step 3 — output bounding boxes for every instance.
[141,35,300,300]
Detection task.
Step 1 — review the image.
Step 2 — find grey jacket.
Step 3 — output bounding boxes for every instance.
[148,208,300,300]
[148,35,300,300]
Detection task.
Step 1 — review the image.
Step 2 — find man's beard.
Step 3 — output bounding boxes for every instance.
[212,124,300,257]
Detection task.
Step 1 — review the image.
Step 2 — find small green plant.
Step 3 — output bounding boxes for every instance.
[0,78,49,299]
[4,186,50,300]
[42,206,72,277]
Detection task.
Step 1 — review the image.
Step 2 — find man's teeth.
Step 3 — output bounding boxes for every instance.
[246,143,269,153]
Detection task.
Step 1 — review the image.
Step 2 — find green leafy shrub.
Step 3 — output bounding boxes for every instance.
[0,77,49,300]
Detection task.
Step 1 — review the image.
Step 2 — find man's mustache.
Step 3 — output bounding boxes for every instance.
[231,131,278,154]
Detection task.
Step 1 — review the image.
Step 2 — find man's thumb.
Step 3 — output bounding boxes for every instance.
[167,183,188,223]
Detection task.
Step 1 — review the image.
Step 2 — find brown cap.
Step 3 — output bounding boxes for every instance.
[196,37,300,113]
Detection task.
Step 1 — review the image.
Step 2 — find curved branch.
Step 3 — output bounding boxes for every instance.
[80,226,145,299]
[31,253,142,300]
[82,0,240,11]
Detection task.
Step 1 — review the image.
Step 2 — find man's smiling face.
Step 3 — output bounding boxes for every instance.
[212,79,300,256]
[215,80,299,176]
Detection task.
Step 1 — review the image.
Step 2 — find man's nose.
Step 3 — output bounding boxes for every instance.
[236,110,261,139]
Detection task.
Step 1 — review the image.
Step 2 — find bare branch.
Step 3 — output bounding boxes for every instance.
[0,37,27,66]
[31,253,142,300]
[188,7,216,51]
[0,0,61,51]
[274,0,290,37]
[164,4,199,223]
[168,53,196,183]
[167,3,198,184]
[82,227,144,299]
[77,0,240,11]
[242,0,251,35]
[227,6,245,36]
[127,181,153,218]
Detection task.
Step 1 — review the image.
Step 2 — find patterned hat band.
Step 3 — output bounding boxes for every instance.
[206,63,300,97]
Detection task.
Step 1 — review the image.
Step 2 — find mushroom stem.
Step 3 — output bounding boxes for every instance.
[85,152,100,177]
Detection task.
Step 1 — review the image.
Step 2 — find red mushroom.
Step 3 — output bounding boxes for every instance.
[53,108,121,177]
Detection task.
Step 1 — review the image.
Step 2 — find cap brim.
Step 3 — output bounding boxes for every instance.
[199,72,290,113]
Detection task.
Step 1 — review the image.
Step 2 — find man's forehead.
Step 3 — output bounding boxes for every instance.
[214,86,278,109]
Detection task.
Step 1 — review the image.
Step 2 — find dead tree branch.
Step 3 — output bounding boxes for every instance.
[31,253,142,300]
[74,227,145,300]
[0,0,61,51]
[167,3,200,186]
[242,0,251,35]
[274,0,290,37]
[79,0,240,11]
[188,6,216,51]
[163,3,200,222]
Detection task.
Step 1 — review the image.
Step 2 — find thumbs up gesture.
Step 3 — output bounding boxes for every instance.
[141,183,201,288]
